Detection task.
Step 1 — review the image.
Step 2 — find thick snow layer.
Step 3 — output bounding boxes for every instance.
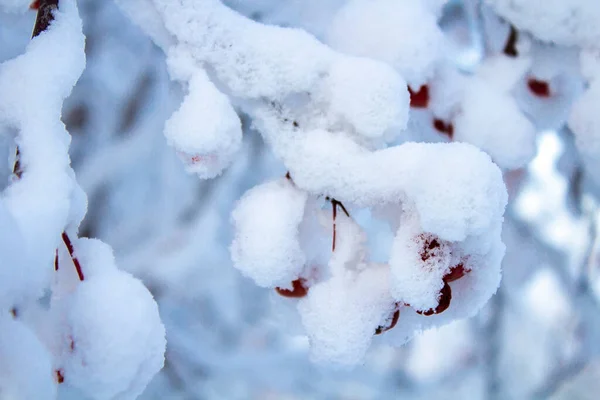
[389,212,453,311]
[0,317,56,400]
[148,0,409,155]
[164,69,242,179]
[454,76,536,170]
[231,178,308,288]
[117,0,510,368]
[261,127,507,244]
[0,0,85,284]
[298,264,395,366]
[326,0,444,87]
[0,200,38,309]
[324,57,409,140]
[58,240,165,400]
[486,0,600,48]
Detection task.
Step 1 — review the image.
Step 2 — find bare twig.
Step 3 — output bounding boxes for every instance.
[61,232,85,281]
[503,25,519,57]
[32,0,60,38]
[484,287,504,400]
[329,198,349,252]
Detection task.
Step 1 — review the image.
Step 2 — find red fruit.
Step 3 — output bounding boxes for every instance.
[275,278,308,298]
[375,308,400,335]
[527,78,551,98]
[29,0,40,9]
[433,118,454,139]
[443,263,469,283]
[408,85,429,108]
[416,282,452,316]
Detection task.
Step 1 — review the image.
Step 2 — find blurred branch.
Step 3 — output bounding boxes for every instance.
[532,356,587,399]
[531,208,600,398]
[484,287,504,400]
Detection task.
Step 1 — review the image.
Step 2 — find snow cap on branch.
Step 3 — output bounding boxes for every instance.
[231,178,308,288]
[326,0,444,88]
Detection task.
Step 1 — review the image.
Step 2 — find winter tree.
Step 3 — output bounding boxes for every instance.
[1,0,600,399]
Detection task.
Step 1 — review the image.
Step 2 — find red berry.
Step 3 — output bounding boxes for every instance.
[433,118,454,139]
[443,263,469,283]
[408,85,429,108]
[527,78,551,98]
[375,308,400,335]
[275,278,308,298]
[416,282,452,316]
[29,0,40,9]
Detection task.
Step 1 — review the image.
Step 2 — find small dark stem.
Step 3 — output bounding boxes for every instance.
[32,0,59,38]
[330,199,349,252]
[503,25,518,57]
[332,201,337,252]
[12,148,22,178]
[61,232,84,281]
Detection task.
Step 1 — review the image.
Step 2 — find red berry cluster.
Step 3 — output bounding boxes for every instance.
[408,85,454,139]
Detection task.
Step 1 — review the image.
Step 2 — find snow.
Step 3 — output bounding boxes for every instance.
[326,0,444,87]
[164,68,242,179]
[154,0,333,100]
[389,211,453,311]
[231,178,308,288]
[324,57,409,141]
[454,76,536,170]
[0,0,85,285]
[0,317,56,400]
[0,200,38,309]
[486,0,600,48]
[0,2,167,397]
[264,129,507,243]
[0,0,531,378]
[57,240,165,400]
[298,264,395,366]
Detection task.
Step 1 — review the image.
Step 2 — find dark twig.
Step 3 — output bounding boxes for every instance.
[61,232,84,281]
[503,25,518,57]
[32,0,59,38]
[329,198,349,252]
